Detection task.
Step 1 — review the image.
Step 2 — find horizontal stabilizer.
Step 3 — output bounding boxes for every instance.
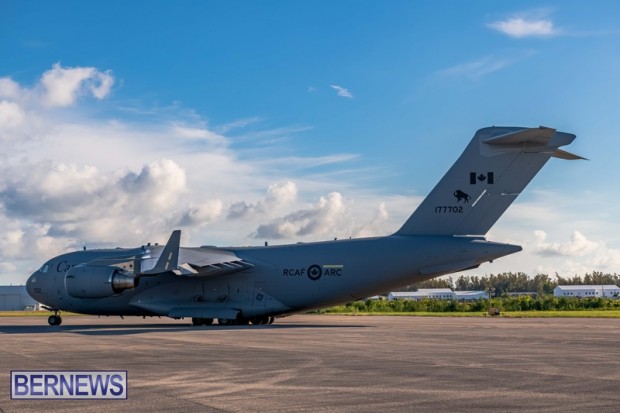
[551,149,587,160]
[483,126,556,146]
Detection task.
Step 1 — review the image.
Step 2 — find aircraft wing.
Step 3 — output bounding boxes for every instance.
[175,247,254,277]
[84,230,254,277]
[141,230,254,277]
[87,252,144,266]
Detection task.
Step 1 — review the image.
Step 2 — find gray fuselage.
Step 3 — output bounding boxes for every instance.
[26,235,519,318]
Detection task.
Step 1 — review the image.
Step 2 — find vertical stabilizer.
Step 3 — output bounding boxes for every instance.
[396,126,581,236]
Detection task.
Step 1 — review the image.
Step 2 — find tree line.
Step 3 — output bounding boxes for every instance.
[318,295,620,314]
[405,271,620,297]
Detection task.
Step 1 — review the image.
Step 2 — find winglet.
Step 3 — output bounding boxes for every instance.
[141,230,181,275]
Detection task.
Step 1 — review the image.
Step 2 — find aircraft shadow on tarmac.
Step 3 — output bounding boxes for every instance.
[0,322,367,336]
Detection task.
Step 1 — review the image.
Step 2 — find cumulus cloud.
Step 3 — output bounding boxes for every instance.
[120,159,187,211]
[0,158,192,244]
[254,192,345,239]
[488,16,558,38]
[267,181,297,205]
[0,101,25,129]
[353,202,390,238]
[330,84,354,99]
[40,63,114,107]
[528,230,620,275]
[227,181,297,220]
[178,200,224,226]
[533,230,602,257]
[0,63,371,283]
[0,78,23,99]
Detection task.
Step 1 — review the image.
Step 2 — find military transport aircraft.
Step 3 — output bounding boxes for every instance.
[26,126,582,326]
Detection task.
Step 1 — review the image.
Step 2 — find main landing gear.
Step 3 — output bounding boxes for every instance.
[191,316,275,326]
[191,317,214,326]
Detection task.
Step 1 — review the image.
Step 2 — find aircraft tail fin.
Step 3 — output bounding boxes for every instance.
[396,126,581,236]
[141,230,181,275]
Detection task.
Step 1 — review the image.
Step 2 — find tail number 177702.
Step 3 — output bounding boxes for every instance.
[434,206,464,213]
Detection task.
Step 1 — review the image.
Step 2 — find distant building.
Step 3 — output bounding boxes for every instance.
[554,285,620,298]
[388,289,486,301]
[454,290,487,300]
[0,286,40,310]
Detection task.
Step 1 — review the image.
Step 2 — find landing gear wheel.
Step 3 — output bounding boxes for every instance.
[218,318,232,326]
[250,316,270,325]
[268,316,275,324]
[48,315,62,326]
[192,317,214,326]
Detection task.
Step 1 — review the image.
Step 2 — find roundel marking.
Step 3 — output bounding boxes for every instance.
[307,264,322,281]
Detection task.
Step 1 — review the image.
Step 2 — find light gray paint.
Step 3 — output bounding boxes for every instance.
[26,126,581,325]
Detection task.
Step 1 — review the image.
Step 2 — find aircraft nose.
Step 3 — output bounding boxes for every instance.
[26,272,38,298]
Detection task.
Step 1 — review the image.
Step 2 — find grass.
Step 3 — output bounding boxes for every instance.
[0,311,81,317]
[318,309,620,318]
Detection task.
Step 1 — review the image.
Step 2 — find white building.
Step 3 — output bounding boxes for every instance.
[388,289,486,301]
[554,285,620,298]
[0,286,40,310]
[454,290,488,300]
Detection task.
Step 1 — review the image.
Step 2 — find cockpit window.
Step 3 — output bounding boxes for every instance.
[40,264,50,273]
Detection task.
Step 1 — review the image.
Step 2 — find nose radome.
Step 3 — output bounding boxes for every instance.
[26,272,37,298]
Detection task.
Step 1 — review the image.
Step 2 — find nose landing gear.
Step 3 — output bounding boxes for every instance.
[43,307,62,326]
[48,314,62,326]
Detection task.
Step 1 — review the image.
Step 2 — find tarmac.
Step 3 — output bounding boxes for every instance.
[1,314,620,412]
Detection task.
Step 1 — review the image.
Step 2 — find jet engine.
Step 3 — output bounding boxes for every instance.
[65,265,139,299]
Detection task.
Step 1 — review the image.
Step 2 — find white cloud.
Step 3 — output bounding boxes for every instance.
[488,16,558,38]
[267,181,297,206]
[330,84,354,99]
[534,230,602,257]
[0,229,25,258]
[254,192,346,239]
[0,100,25,129]
[120,159,187,212]
[227,181,298,220]
[0,64,373,283]
[172,124,228,147]
[438,54,531,80]
[0,78,22,99]
[40,62,114,107]
[179,200,224,226]
[353,202,390,238]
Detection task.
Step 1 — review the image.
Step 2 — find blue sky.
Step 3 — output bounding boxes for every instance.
[1,1,620,284]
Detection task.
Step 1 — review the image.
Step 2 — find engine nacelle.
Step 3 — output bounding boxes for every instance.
[65,265,139,299]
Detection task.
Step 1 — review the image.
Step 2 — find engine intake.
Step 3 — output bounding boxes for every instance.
[65,265,139,299]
